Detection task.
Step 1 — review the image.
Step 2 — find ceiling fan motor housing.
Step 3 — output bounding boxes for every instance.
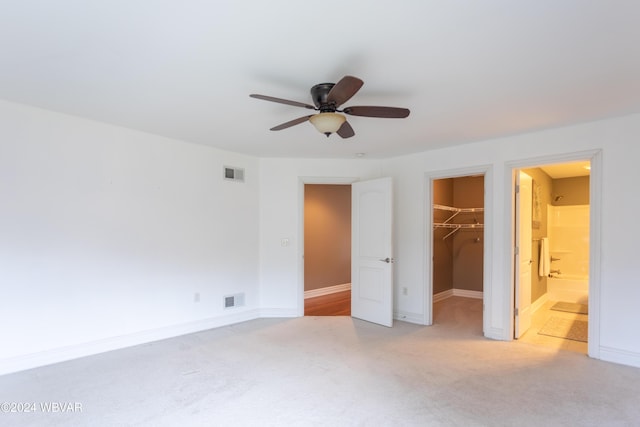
[310,83,336,111]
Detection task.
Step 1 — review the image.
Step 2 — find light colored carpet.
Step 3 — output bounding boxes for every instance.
[550,301,588,315]
[1,297,639,426]
[538,316,588,342]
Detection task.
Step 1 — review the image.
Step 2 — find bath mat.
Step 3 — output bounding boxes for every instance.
[550,301,588,315]
[538,317,588,342]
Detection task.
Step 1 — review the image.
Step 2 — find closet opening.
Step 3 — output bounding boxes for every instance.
[431,174,485,332]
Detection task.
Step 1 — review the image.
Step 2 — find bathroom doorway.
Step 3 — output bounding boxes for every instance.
[513,160,591,354]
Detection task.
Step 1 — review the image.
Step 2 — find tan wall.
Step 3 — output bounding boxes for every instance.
[433,176,484,294]
[433,179,454,294]
[304,184,351,291]
[452,176,484,292]
[553,176,589,206]
[522,167,553,302]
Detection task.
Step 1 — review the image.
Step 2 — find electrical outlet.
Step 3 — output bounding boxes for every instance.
[194,292,200,303]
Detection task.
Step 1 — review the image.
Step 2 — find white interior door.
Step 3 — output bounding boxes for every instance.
[351,177,393,327]
[515,171,533,338]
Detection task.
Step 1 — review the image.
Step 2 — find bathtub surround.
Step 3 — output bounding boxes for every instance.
[548,205,590,278]
[547,275,589,305]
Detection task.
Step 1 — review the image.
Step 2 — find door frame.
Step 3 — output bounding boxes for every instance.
[298,176,358,317]
[504,149,602,358]
[425,165,493,332]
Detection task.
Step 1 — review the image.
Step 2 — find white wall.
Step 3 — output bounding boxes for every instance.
[0,101,260,373]
[258,158,383,315]
[384,113,640,367]
[3,98,640,373]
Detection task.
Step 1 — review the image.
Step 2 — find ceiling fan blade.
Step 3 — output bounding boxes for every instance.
[327,76,364,107]
[336,121,355,139]
[270,115,314,131]
[250,94,316,110]
[343,106,410,118]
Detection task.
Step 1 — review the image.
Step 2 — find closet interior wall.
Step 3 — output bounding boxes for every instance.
[433,176,484,295]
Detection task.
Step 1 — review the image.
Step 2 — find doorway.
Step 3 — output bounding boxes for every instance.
[513,160,591,354]
[431,174,485,330]
[303,184,352,316]
[300,177,394,326]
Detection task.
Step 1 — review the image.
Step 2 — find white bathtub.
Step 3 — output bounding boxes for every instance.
[547,274,589,304]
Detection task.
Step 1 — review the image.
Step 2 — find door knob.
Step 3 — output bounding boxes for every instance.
[379,257,395,263]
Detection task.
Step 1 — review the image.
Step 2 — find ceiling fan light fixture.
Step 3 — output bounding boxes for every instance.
[308,112,346,137]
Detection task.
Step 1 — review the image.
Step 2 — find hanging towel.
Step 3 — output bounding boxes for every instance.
[539,237,550,277]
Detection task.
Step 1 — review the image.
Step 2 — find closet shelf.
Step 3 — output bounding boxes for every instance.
[433,204,484,214]
[433,204,484,240]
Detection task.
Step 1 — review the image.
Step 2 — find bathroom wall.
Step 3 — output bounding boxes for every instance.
[522,167,553,302]
[553,176,589,206]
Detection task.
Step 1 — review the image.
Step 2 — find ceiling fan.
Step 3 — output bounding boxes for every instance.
[250,75,410,138]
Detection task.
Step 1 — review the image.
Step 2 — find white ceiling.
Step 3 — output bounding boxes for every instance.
[540,161,591,179]
[2,1,640,159]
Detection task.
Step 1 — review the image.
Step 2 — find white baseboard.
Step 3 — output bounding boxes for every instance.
[433,289,454,303]
[433,288,483,303]
[394,310,426,325]
[304,283,351,299]
[258,308,298,318]
[453,289,483,299]
[531,293,549,314]
[599,346,640,368]
[0,309,261,376]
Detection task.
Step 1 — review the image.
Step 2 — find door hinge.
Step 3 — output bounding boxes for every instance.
[515,184,520,193]
[515,246,519,255]
[514,307,519,316]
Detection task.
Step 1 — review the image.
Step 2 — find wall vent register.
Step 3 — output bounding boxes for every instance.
[224,166,245,182]
[224,293,245,309]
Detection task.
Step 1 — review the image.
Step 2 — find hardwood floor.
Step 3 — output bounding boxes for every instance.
[304,290,351,316]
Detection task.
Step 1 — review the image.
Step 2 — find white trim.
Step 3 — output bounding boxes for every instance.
[258,308,298,318]
[433,289,454,303]
[394,310,425,324]
[304,283,351,299]
[453,289,483,299]
[0,309,261,376]
[531,293,549,314]
[433,289,484,302]
[599,347,640,369]
[587,150,602,359]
